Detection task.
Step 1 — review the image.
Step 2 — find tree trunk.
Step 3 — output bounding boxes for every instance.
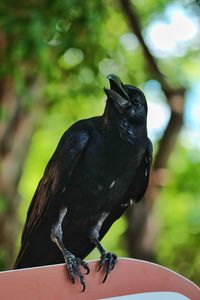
[119,0,185,261]
[125,93,184,260]
[0,76,42,268]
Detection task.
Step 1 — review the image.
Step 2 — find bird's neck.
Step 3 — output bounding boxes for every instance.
[102,103,117,129]
[118,119,147,145]
[103,105,147,145]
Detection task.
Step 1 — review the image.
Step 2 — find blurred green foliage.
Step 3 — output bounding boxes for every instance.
[156,145,200,285]
[1,0,200,285]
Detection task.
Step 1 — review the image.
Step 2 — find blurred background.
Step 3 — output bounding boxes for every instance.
[0,0,200,285]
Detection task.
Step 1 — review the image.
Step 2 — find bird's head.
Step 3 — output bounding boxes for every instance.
[104,74,147,126]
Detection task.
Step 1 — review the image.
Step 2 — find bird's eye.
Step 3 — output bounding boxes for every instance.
[132,92,141,105]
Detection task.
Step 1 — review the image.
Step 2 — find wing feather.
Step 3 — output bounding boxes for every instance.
[15,122,90,266]
[99,139,153,240]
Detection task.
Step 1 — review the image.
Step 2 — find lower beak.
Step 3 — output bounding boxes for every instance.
[104,88,130,112]
[104,74,130,111]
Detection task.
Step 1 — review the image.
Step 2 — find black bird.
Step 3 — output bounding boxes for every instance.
[14,74,152,291]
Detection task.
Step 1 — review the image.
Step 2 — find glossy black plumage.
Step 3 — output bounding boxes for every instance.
[14,74,152,288]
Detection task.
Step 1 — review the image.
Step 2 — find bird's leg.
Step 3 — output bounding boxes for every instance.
[51,207,89,291]
[89,212,117,283]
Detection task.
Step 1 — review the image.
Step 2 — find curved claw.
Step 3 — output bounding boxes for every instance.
[82,282,86,293]
[98,256,105,271]
[65,253,89,292]
[85,266,90,274]
[98,252,117,283]
[98,252,108,272]
[75,266,86,292]
[76,257,90,275]
[81,259,90,274]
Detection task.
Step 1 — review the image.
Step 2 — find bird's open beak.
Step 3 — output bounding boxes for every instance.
[104,74,130,112]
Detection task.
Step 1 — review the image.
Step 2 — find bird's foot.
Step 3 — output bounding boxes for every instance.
[64,250,90,292]
[98,251,117,283]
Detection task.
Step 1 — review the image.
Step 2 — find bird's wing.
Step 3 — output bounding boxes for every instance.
[99,139,153,240]
[16,122,90,262]
[130,138,153,203]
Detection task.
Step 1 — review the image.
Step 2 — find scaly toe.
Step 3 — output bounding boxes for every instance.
[64,252,89,291]
[98,252,118,282]
[77,258,90,274]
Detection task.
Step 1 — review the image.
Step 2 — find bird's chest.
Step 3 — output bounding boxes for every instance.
[85,135,141,174]
[76,138,144,211]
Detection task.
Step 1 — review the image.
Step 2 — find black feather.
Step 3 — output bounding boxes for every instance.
[14,75,152,276]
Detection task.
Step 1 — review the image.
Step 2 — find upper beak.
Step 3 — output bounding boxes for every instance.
[104,74,130,111]
[107,74,129,100]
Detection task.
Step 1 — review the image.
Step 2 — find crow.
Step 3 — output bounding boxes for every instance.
[14,74,152,291]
